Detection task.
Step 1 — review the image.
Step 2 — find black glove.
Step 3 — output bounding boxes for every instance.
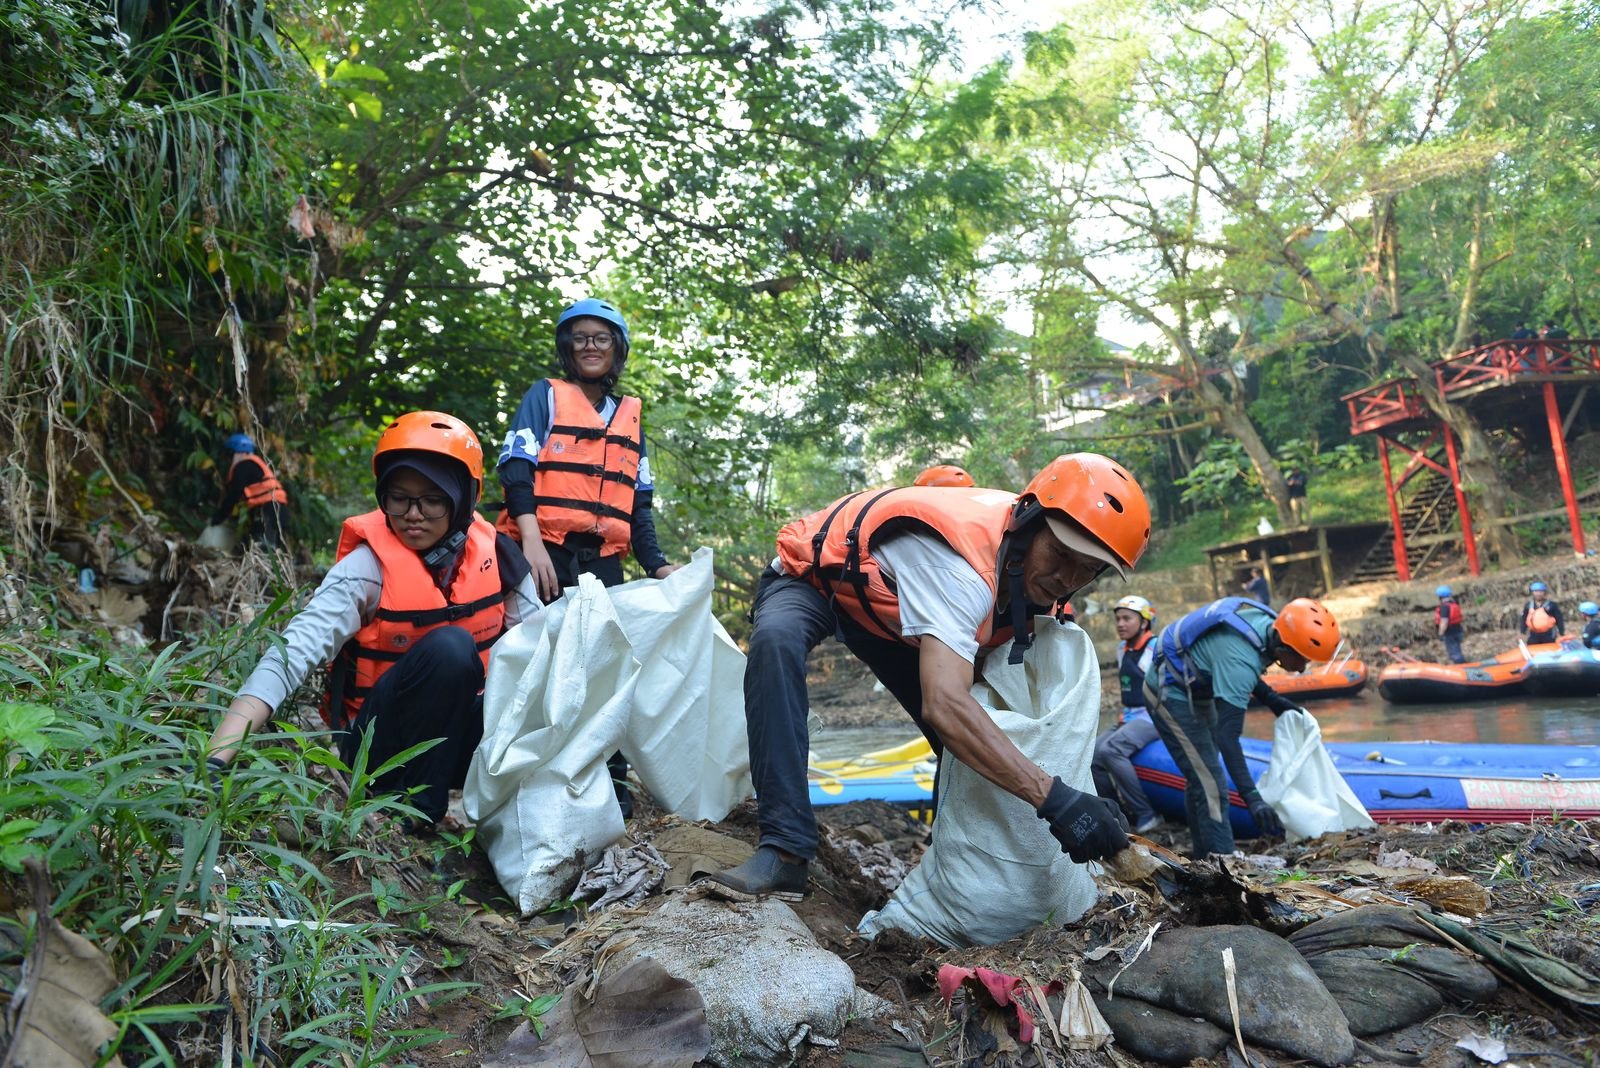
[204,756,229,796]
[1247,797,1284,837]
[1037,776,1129,863]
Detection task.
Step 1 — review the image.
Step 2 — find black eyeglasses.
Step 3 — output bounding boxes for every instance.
[381,490,450,519]
[571,332,615,350]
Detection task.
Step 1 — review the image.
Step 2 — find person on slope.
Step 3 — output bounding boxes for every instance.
[211,432,289,549]
[1090,595,1162,834]
[1435,586,1466,665]
[702,454,1151,901]
[1144,595,1339,858]
[496,298,678,817]
[1519,581,1563,646]
[913,464,976,488]
[205,412,539,830]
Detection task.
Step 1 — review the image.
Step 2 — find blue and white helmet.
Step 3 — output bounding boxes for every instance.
[1581,601,1599,617]
[1435,585,1452,598]
[556,297,630,390]
[225,433,255,454]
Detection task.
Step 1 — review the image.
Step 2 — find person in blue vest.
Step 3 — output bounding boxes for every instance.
[1579,602,1600,650]
[1518,582,1563,645]
[1090,595,1162,834]
[1435,585,1466,664]
[1144,596,1340,857]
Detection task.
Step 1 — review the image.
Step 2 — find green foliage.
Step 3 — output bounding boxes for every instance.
[1175,441,1255,513]
[0,586,481,1064]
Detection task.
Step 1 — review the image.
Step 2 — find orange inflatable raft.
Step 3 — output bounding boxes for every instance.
[1256,659,1369,703]
[1377,643,1561,704]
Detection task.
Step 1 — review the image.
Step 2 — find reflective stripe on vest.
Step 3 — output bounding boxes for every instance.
[1118,630,1154,708]
[533,379,641,556]
[231,454,288,508]
[322,511,504,730]
[1155,596,1274,691]
[773,485,1018,651]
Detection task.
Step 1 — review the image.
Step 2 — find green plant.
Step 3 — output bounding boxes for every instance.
[494,992,563,1037]
[0,585,478,1064]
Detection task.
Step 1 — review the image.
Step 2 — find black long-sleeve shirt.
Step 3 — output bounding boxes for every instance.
[211,457,269,524]
[498,458,669,575]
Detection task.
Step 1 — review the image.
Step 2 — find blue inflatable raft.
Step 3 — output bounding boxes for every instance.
[1525,646,1600,698]
[1133,737,1600,838]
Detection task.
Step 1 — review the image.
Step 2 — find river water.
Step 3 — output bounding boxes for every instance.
[808,690,1600,761]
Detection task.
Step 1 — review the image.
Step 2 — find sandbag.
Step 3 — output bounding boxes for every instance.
[1096,925,1355,1066]
[1256,707,1375,841]
[464,550,752,913]
[1092,995,1229,1066]
[604,895,888,1066]
[858,622,1100,948]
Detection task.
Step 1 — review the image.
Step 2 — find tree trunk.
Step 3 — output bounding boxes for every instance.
[1191,372,1293,525]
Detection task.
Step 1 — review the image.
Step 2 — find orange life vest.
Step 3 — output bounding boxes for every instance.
[774,486,1021,651]
[515,379,643,557]
[230,454,287,508]
[1526,603,1555,633]
[322,511,505,729]
[1436,602,1463,628]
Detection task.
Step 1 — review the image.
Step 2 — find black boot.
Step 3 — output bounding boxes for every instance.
[699,845,809,902]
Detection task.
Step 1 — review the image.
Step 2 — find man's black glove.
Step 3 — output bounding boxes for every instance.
[1247,797,1284,837]
[1036,776,1128,863]
[204,756,229,796]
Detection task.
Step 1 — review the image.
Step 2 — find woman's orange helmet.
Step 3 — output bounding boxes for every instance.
[913,464,975,488]
[1012,454,1151,579]
[1275,597,1340,661]
[372,411,485,497]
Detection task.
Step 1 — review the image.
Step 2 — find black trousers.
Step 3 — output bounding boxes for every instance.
[337,625,484,824]
[248,502,287,549]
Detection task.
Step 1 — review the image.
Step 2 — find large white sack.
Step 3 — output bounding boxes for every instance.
[464,549,751,913]
[858,621,1102,948]
[1256,707,1376,841]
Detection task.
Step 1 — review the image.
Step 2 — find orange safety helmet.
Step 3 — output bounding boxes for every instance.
[372,411,485,498]
[1274,597,1340,661]
[1012,454,1151,579]
[913,464,976,488]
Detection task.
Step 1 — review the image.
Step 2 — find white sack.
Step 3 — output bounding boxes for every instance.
[1256,707,1376,841]
[858,621,1102,948]
[197,523,237,553]
[464,549,751,913]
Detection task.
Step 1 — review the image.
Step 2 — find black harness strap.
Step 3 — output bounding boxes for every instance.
[532,495,633,522]
[838,489,900,642]
[374,590,503,627]
[809,492,863,606]
[547,424,606,441]
[537,460,637,486]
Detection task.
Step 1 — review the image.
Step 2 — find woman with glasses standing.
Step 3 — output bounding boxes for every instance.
[496,298,677,817]
[496,297,677,600]
[204,412,541,832]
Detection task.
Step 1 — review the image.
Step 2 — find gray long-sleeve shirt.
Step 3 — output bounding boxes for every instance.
[238,544,541,711]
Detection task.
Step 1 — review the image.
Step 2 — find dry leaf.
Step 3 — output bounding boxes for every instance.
[4,859,125,1068]
[1060,969,1112,1051]
[1394,874,1490,916]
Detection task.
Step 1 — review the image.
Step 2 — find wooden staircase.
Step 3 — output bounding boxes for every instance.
[1349,470,1461,582]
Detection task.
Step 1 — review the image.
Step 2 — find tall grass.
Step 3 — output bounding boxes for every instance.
[0,0,317,553]
[0,581,477,1065]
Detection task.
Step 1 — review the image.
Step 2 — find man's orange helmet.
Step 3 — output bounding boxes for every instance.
[1012,454,1151,579]
[372,411,485,497]
[913,464,975,488]
[1275,597,1340,661]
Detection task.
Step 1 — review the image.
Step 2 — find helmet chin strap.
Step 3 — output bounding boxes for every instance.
[1006,546,1032,665]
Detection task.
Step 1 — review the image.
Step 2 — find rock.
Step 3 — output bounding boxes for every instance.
[1094,994,1229,1065]
[1097,925,1355,1066]
[603,894,889,1066]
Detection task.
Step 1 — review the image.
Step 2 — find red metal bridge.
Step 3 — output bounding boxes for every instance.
[1343,338,1600,581]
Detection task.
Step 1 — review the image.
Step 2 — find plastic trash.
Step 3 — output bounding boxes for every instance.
[197,523,237,553]
[1256,708,1376,841]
